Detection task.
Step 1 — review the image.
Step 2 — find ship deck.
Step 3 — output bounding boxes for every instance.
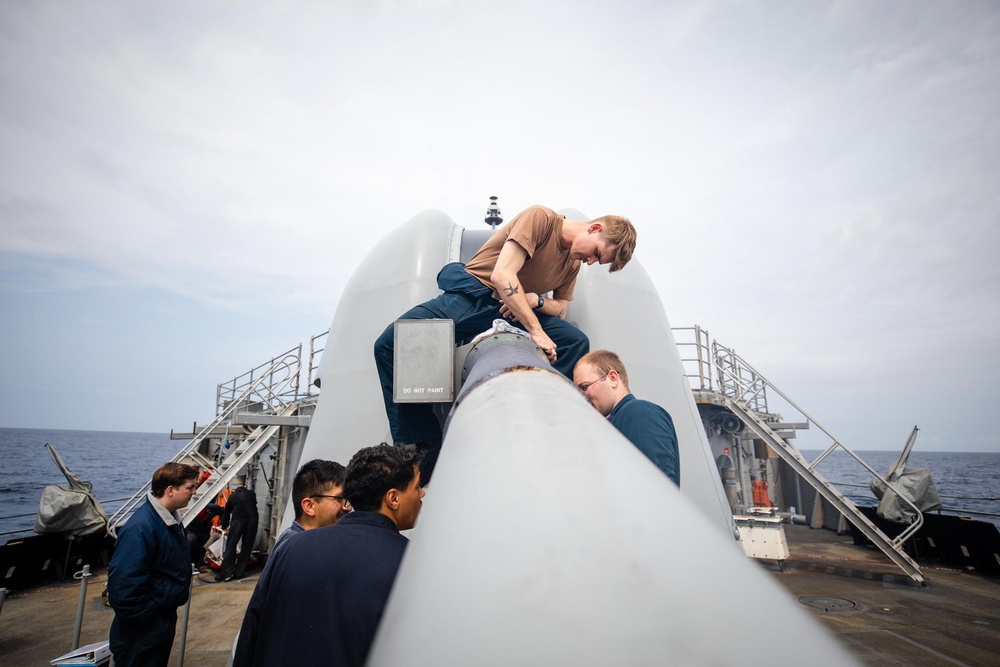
[0,567,258,666]
[772,523,1000,666]
[0,524,997,666]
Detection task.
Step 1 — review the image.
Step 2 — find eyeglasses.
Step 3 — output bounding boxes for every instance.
[577,371,609,392]
[312,494,350,505]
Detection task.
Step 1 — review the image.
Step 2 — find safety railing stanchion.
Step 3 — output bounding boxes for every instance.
[177,564,197,667]
[71,564,92,650]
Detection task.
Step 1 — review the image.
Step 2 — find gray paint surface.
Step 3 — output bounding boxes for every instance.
[370,371,856,666]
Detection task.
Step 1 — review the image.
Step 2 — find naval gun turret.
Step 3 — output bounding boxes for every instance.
[290,201,858,665]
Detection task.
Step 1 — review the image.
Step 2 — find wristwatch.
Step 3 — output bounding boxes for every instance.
[535,296,545,310]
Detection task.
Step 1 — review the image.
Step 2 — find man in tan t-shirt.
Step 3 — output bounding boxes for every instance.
[374,205,637,482]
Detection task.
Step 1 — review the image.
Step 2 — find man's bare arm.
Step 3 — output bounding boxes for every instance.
[490,241,557,361]
[500,293,569,321]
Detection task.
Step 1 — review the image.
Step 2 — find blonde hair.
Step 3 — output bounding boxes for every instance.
[576,349,630,390]
[593,215,636,272]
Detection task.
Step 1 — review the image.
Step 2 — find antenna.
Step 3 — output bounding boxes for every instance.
[484,196,503,229]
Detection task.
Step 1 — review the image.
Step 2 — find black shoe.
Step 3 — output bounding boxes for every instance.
[213,575,224,582]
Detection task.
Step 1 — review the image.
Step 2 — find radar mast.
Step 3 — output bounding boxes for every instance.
[484,196,503,229]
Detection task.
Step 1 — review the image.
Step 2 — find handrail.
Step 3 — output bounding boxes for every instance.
[672,326,714,391]
[306,329,329,395]
[712,340,926,548]
[216,345,303,417]
[713,344,769,413]
[107,351,301,537]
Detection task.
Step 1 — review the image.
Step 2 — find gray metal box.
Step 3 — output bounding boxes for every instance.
[393,319,454,403]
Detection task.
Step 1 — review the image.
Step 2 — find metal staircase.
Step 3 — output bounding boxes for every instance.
[712,341,927,586]
[178,403,299,527]
[107,350,303,536]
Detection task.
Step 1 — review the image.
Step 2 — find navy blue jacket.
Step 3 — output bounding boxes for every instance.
[609,393,681,486]
[107,496,192,622]
[234,511,408,667]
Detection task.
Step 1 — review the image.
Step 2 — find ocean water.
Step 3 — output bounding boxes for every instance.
[1,428,998,537]
[0,427,174,537]
[802,449,1000,528]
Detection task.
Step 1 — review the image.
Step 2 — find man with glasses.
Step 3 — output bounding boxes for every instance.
[574,350,680,486]
[272,459,349,554]
[234,444,425,667]
[108,462,200,667]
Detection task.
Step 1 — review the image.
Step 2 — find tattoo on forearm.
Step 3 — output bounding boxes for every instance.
[504,282,520,297]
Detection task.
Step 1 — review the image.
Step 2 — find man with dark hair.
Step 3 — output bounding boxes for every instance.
[108,461,200,667]
[272,459,349,552]
[234,444,424,667]
[216,474,259,582]
[375,204,638,482]
[574,350,680,486]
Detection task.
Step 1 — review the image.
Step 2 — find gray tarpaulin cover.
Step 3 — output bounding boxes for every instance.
[35,443,109,536]
[870,466,943,524]
[869,426,942,524]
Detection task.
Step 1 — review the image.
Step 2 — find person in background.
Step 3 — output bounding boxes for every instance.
[233,444,425,667]
[272,459,349,553]
[216,474,259,582]
[107,462,200,667]
[573,350,680,486]
[186,500,223,567]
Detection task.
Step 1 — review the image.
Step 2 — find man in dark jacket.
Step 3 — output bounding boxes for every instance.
[233,444,425,667]
[107,462,200,667]
[574,350,680,486]
[217,474,259,581]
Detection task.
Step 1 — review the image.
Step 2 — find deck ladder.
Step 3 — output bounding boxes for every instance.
[712,341,927,586]
[107,351,302,535]
[177,403,300,527]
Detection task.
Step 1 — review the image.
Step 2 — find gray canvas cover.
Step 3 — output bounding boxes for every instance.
[870,467,943,524]
[35,443,109,536]
[869,426,942,523]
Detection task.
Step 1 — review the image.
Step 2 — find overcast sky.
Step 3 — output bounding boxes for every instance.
[1,1,997,453]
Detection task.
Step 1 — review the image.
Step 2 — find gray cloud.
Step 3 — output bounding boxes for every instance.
[1,1,997,449]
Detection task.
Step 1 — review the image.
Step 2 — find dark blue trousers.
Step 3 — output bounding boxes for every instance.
[374,263,589,445]
[221,517,258,579]
[109,608,177,667]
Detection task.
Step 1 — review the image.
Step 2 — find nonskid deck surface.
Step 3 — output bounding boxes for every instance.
[769,523,1000,666]
[1,527,997,666]
[0,569,260,667]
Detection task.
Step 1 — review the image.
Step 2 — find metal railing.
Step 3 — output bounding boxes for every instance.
[0,497,131,538]
[672,325,714,392]
[107,351,302,536]
[306,329,328,395]
[711,340,926,550]
[829,482,1000,523]
[217,346,303,417]
[713,342,769,414]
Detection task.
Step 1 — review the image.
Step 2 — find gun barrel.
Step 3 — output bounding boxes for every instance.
[370,367,856,666]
